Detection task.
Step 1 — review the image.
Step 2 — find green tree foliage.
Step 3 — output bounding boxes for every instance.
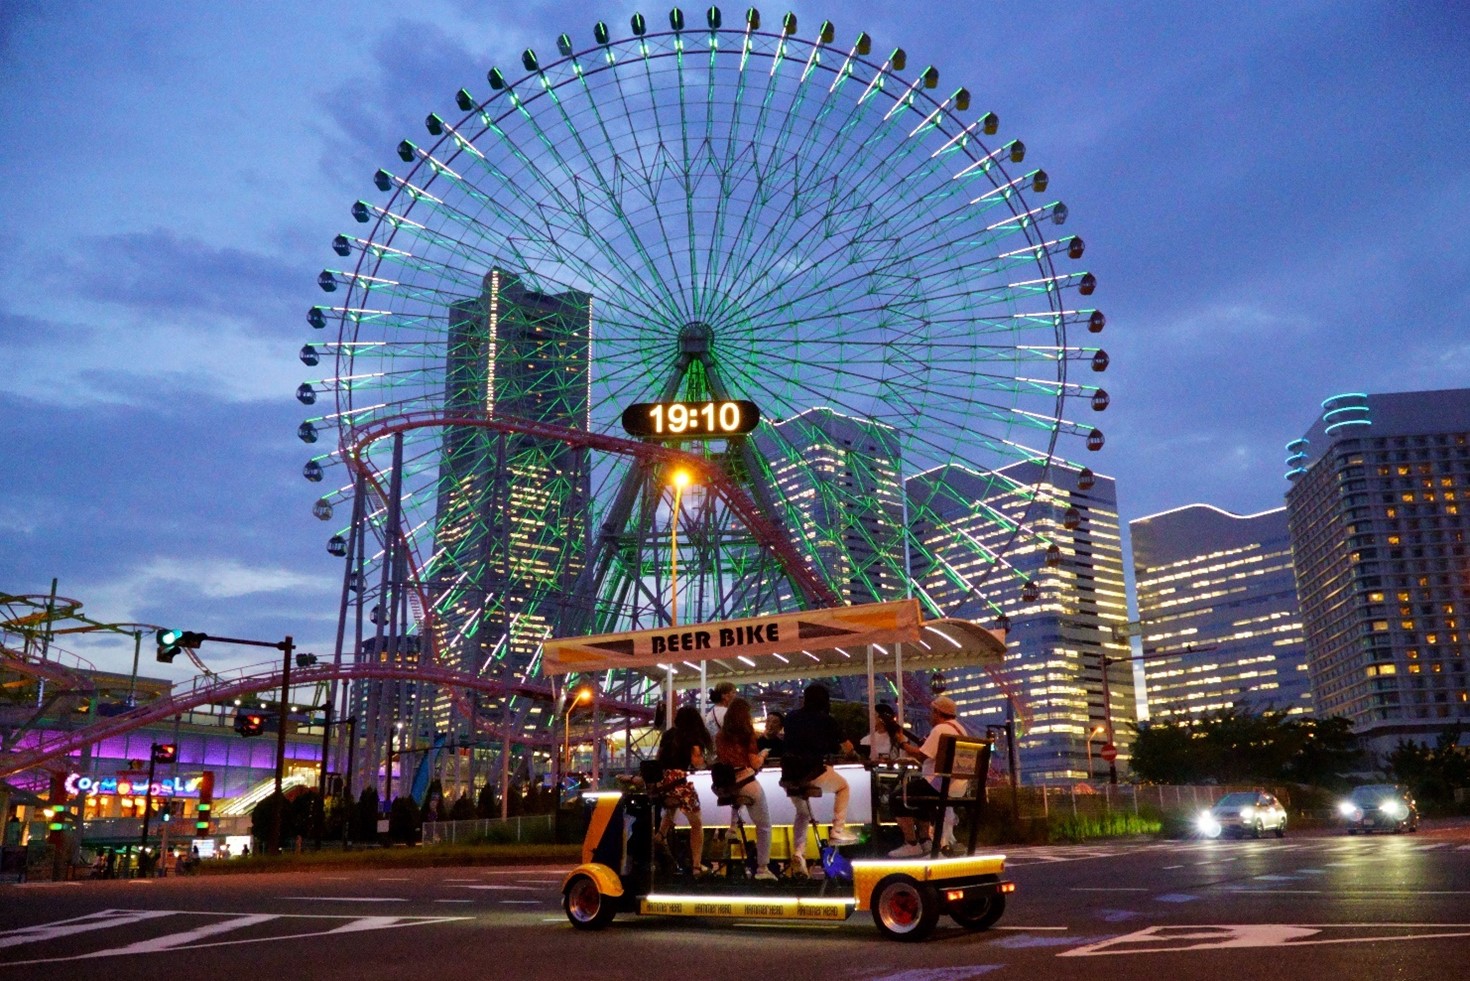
[1130,710,1361,786]
[1387,726,1469,814]
[450,793,477,821]
[352,787,380,842]
[388,796,421,843]
[475,782,497,818]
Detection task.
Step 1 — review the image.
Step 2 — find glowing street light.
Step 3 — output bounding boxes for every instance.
[669,469,692,627]
[1085,723,1106,780]
[561,687,594,788]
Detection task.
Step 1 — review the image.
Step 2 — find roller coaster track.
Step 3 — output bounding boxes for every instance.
[0,659,654,780]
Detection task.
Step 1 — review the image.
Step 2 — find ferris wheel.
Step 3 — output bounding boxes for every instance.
[296,8,1108,707]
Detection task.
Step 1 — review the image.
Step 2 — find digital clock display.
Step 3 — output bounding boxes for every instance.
[621,400,760,439]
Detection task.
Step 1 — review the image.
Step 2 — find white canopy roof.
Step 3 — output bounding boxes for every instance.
[540,600,1005,688]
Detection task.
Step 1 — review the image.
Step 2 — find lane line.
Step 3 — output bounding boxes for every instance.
[281,897,406,902]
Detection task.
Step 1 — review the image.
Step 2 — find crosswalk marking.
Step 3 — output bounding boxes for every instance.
[0,910,471,966]
[74,914,278,956]
[0,909,174,950]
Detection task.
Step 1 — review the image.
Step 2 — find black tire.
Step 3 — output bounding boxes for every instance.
[1252,821,1263,839]
[564,873,616,931]
[950,892,1006,931]
[1346,828,1358,835]
[1275,819,1286,839]
[872,876,941,942]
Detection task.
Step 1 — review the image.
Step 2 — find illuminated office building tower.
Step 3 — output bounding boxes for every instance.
[1130,505,1313,721]
[1284,389,1470,751]
[755,408,907,607]
[908,461,1132,783]
[428,268,592,726]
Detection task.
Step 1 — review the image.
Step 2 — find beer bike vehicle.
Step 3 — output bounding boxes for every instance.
[542,599,1015,942]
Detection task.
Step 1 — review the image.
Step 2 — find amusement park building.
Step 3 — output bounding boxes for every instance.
[1129,504,1313,721]
[1284,389,1470,752]
[908,461,1133,783]
[2,670,325,843]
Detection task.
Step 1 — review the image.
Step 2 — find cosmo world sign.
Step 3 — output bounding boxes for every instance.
[64,773,203,798]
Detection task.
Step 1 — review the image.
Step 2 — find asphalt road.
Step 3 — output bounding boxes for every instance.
[4,823,1468,980]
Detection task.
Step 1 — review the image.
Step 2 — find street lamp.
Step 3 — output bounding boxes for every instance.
[669,469,691,627]
[1085,723,1106,780]
[562,687,593,784]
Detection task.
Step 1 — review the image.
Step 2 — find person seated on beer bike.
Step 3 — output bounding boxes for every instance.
[713,698,777,881]
[654,705,713,875]
[888,695,970,857]
[858,702,912,762]
[781,683,860,876]
[757,710,785,759]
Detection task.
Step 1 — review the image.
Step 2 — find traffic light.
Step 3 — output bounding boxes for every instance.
[234,711,266,737]
[155,629,206,662]
[151,742,178,763]
[196,771,214,834]
[46,803,70,832]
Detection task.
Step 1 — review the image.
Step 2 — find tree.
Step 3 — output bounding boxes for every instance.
[1285,716,1361,787]
[475,783,497,819]
[450,793,477,821]
[1129,710,1362,786]
[388,796,421,844]
[1387,725,1469,814]
[353,787,380,842]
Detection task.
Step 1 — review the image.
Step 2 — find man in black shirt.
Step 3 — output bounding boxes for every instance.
[781,684,859,873]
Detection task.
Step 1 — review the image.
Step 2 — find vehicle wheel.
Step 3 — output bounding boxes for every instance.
[1346,828,1358,836]
[564,874,616,931]
[872,876,941,942]
[950,892,1006,931]
[1252,821,1263,839]
[1275,820,1286,839]
[1392,822,1404,834]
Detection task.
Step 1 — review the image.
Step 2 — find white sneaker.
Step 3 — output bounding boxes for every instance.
[754,868,777,881]
[888,841,926,858]
[828,828,860,845]
[788,859,809,879]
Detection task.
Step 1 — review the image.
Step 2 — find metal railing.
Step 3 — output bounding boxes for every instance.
[419,814,557,846]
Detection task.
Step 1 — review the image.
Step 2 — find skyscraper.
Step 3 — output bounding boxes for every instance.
[755,407,907,607]
[426,268,592,733]
[1130,504,1313,721]
[909,461,1132,783]
[1284,389,1470,752]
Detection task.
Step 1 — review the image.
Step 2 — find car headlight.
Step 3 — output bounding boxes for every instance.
[1197,812,1221,832]
[1382,801,1406,818]
[1239,806,1254,819]
[1337,801,1358,817]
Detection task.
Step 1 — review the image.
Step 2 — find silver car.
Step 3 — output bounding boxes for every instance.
[1196,791,1287,839]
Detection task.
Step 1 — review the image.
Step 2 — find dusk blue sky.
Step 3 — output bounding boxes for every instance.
[2,1,1466,682]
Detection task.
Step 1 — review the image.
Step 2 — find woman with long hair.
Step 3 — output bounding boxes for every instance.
[715,698,775,880]
[655,704,712,873]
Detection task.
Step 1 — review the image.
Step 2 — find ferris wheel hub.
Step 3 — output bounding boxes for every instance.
[678,320,714,356]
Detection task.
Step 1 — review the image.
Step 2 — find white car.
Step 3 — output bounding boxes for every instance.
[1196,791,1287,839]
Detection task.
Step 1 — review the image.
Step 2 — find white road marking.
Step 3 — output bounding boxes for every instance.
[1060,922,1470,956]
[281,896,406,902]
[994,925,1069,931]
[78,915,278,954]
[457,884,536,891]
[0,912,470,965]
[1161,864,1184,870]
[499,900,542,905]
[0,909,175,949]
